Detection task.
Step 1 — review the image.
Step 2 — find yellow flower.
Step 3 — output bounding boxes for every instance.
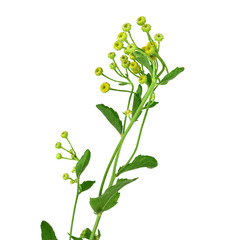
[95,67,103,76]
[122,23,132,32]
[132,65,141,74]
[63,173,69,180]
[145,44,155,55]
[117,32,127,42]
[114,41,123,51]
[124,109,132,117]
[129,52,135,60]
[137,16,146,26]
[146,41,157,47]
[130,62,139,71]
[139,75,147,84]
[120,55,128,62]
[100,82,110,93]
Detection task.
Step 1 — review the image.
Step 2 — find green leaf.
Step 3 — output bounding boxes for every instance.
[79,180,96,194]
[136,84,142,97]
[68,234,82,240]
[118,82,129,86]
[96,104,123,134]
[117,155,158,175]
[159,67,184,85]
[90,178,137,214]
[143,101,159,109]
[80,228,92,239]
[97,229,101,239]
[41,221,58,240]
[132,85,142,120]
[133,51,152,73]
[76,149,91,178]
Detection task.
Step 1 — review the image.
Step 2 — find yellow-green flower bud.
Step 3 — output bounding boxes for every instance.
[108,52,116,59]
[114,41,123,51]
[121,60,130,69]
[63,173,69,180]
[120,55,128,62]
[132,65,141,74]
[139,75,147,84]
[141,24,151,32]
[74,178,78,183]
[124,109,132,117]
[145,44,155,55]
[117,32,127,42]
[154,33,164,42]
[126,43,136,53]
[70,180,75,184]
[137,16,146,26]
[129,52,135,60]
[61,131,68,138]
[72,166,76,173]
[122,23,131,32]
[100,82,110,93]
[69,149,74,154]
[130,62,139,71]
[109,62,117,70]
[55,142,62,149]
[124,48,130,55]
[56,153,62,159]
[95,67,103,76]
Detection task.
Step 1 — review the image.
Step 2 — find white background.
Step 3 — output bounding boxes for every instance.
[1,0,246,239]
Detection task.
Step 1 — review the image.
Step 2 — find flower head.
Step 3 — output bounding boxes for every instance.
[154,33,164,42]
[124,109,132,117]
[129,52,135,60]
[63,173,69,180]
[55,142,62,149]
[61,131,68,138]
[108,52,116,59]
[109,62,117,70]
[139,75,147,84]
[145,44,155,55]
[117,32,128,42]
[141,24,151,32]
[132,65,141,74]
[137,16,146,26]
[130,62,139,71]
[126,43,136,53]
[56,153,62,159]
[122,23,131,32]
[100,82,110,93]
[121,60,130,69]
[114,41,123,51]
[120,55,128,62]
[95,67,103,76]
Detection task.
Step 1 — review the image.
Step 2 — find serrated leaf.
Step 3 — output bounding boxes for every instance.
[90,178,137,214]
[133,51,152,72]
[41,221,58,240]
[159,67,184,85]
[143,101,159,109]
[96,104,123,134]
[79,180,96,194]
[76,149,91,178]
[117,155,158,175]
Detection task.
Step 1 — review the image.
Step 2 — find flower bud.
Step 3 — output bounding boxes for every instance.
[122,23,131,32]
[120,55,128,62]
[70,180,75,184]
[129,52,135,60]
[139,75,147,84]
[126,43,136,53]
[61,131,68,138]
[154,33,164,42]
[56,153,62,159]
[124,109,132,117]
[132,65,141,74]
[100,82,110,93]
[109,62,117,70]
[117,32,127,42]
[121,60,130,69]
[114,41,123,51]
[137,16,146,26]
[141,24,151,32]
[145,44,155,55]
[95,67,103,76]
[55,142,62,149]
[72,166,76,173]
[63,173,69,180]
[124,48,130,55]
[130,62,139,71]
[108,52,116,59]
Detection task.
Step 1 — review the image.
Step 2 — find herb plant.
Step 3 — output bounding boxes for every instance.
[41,16,184,240]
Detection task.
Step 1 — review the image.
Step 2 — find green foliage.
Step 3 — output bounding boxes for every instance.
[41,221,58,240]
[133,51,152,73]
[76,149,91,178]
[117,155,158,175]
[132,85,142,120]
[159,67,184,85]
[96,104,123,134]
[90,178,137,214]
[143,101,159,109]
[79,180,96,194]
[69,235,82,240]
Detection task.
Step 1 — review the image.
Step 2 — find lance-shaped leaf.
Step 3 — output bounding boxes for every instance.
[117,155,158,176]
[90,178,137,214]
[159,67,185,85]
[41,221,58,240]
[96,104,123,134]
[133,51,152,73]
[79,180,96,194]
[143,101,159,109]
[76,149,91,178]
[132,85,142,120]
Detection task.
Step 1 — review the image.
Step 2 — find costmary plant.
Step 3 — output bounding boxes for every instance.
[41,16,184,240]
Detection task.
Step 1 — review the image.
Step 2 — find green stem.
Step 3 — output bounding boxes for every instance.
[66,137,77,157]
[123,82,134,132]
[156,54,169,77]
[102,74,127,84]
[89,213,102,240]
[69,180,80,240]
[128,31,137,46]
[110,88,133,94]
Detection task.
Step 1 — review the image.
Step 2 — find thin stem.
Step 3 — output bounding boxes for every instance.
[113,59,125,77]
[69,179,80,240]
[89,213,102,240]
[102,74,127,84]
[61,147,72,154]
[110,88,133,94]
[123,82,134,132]
[156,54,169,77]
[66,138,77,157]
[128,31,137,46]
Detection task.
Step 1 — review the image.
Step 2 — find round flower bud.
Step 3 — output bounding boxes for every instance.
[139,75,147,84]
[126,43,136,53]
[108,52,116,59]
[122,23,131,32]
[95,67,103,76]
[61,131,68,138]
[154,33,164,42]
[124,48,130,55]
[56,153,62,159]
[63,173,69,180]
[124,109,132,117]
[121,60,130,69]
[145,44,155,55]
[129,52,135,60]
[146,41,157,48]
[55,142,62,149]
[141,24,151,32]
[132,65,141,74]
[130,62,139,71]
[120,55,128,62]
[117,32,127,42]
[100,82,110,93]
[142,46,147,52]
[70,180,75,184]
[137,16,146,26]
[114,41,123,51]
[72,167,76,173]
[109,62,117,70]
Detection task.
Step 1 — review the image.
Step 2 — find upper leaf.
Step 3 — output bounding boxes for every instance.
[96,104,123,134]
[79,180,96,194]
[133,51,152,73]
[143,101,159,109]
[90,178,137,214]
[41,221,58,240]
[159,67,184,85]
[76,149,91,178]
[117,155,158,176]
